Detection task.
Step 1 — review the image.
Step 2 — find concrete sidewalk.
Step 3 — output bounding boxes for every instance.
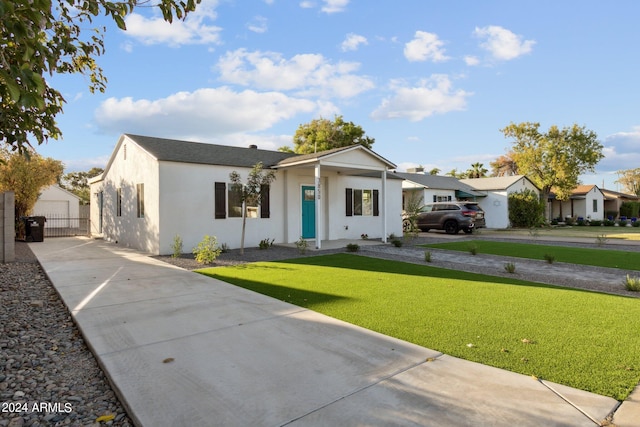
[30,237,624,426]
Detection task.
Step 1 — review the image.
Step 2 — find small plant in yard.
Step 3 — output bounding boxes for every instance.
[528,227,540,240]
[424,251,432,263]
[346,243,360,252]
[543,253,555,264]
[170,234,183,258]
[392,239,403,247]
[504,262,516,273]
[220,243,230,253]
[295,236,308,254]
[468,243,478,255]
[624,275,640,292]
[595,234,608,247]
[192,235,222,264]
[259,238,274,249]
[389,233,397,240]
[633,221,640,228]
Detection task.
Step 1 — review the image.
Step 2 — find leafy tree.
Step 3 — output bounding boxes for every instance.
[428,168,441,175]
[0,148,63,223]
[508,188,545,228]
[1,0,201,153]
[616,168,640,196]
[60,167,104,204]
[490,152,519,177]
[501,122,604,202]
[229,162,276,255]
[292,115,374,154]
[466,162,488,178]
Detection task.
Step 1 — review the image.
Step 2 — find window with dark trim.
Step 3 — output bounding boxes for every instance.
[345,187,379,217]
[116,188,122,217]
[136,183,145,218]
[215,181,271,219]
[593,199,598,212]
[215,182,226,219]
[260,184,270,218]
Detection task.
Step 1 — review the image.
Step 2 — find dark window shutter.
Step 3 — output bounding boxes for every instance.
[345,188,353,216]
[373,189,379,216]
[215,182,226,219]
[260,184,270,218]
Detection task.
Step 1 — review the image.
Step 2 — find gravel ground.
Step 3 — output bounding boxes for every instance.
[1,242,132,427]
[2,235,638,427]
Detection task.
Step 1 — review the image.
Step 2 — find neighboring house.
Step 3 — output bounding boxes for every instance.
[394,171,485,209]
[89,134,402,255]
[601,188,640,219]
[31,185,81,228]
[459,176,540,229]
[548,185,604,221]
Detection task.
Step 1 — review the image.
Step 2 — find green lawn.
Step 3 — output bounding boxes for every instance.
[197,254,640,401]
[422,240,640,271]
[482,227,640,241]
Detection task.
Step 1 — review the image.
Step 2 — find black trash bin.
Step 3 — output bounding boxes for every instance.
[26,216,46,242]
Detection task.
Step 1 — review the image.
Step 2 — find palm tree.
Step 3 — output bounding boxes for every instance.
[466,162,488,178]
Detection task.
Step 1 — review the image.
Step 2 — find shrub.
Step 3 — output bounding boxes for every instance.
[468,244,478,255]
[295,236,308,254]
[259,238,274,249]
[633,220,640,228]
[392,239,403,247]
[543,253,555,264]
[508,189,545,228]
[618,219,628,227]
[620,202,640,219]
[595,234,608,247]
[193,235,222,264]
[504,262,516,273]
[564,217,574,226]
[424,251,432,263]
[220,243,230,253]
[590,220,602,227]
[603,219,615,226]
[170,234,183,258]
[576,218,586,226]
[624,275,640,292]
[346,243,360,252]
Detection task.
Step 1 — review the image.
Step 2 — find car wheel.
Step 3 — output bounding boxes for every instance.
[402,219,412,232]
[444,220,459,235]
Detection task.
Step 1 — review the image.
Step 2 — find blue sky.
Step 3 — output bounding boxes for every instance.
[39,0,640,190]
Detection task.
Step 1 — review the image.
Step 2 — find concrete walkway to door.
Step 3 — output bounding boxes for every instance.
[30,237,622,426]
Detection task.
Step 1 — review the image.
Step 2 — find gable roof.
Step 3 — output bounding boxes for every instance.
[459,175,535,191]
[274,144,396,169]
[394,172,484,197]
[127,134,297,168]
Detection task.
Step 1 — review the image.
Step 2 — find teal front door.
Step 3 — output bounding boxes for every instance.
[301,186,316,239]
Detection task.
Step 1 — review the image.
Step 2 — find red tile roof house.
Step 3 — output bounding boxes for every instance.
[89,134,402,255]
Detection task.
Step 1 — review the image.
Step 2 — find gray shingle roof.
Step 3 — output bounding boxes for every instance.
[127,134,297,168]
[394,172,484,196]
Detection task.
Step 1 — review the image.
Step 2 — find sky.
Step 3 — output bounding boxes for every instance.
[37,0,640,191]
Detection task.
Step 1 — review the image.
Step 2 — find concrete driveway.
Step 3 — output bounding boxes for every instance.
[29,237,624,426]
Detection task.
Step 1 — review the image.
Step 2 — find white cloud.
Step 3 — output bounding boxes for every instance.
[597,126,640,171]
[474,25,535,61]
[215,49,374,98]
[321,0,349,13]
[124,1,222,47]
[299,1,315,9]
[404,31,449,62]
[341,33,367,52]
[464,55,480,66]
[371,75,471,121]
[247,16,268,33]
[94,87,317,139]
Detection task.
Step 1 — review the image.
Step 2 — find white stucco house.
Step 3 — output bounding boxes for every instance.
[394,171,485,208]
[549,184,605,221]
[89,134,402,255]
[31,185,81,228]
[459,176,540,229]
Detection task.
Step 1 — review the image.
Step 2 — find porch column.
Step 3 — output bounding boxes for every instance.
[381,170,387,243]
[315,163,322,249]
